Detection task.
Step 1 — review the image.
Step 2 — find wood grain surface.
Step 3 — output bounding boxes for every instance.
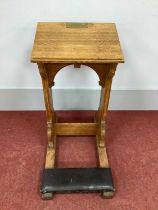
[31,22,124,63]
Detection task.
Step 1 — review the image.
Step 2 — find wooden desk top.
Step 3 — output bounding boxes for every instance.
[31,22,124,63]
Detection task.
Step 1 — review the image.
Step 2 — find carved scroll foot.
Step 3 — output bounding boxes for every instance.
[47,122,54,148]
[97,121,106,147]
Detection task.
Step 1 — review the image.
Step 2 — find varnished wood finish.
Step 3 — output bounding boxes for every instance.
[96,136,109,168]
[39,62,115,180]
[45,136,56,169]
[54,123,98,136]
[96,64,117,147]
[38,63,56,148]
[31,22,124,63]
[31,22,124,198]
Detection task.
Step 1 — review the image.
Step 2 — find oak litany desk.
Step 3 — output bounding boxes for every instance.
[31,22,124,199]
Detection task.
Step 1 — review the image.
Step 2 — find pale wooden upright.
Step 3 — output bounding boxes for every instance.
[31,22,124,199]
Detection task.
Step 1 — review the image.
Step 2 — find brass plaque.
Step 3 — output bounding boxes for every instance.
[66,22,88,28]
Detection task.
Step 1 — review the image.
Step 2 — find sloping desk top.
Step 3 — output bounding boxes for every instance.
[31,22,124,63]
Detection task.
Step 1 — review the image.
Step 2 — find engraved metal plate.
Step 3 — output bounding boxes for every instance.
[66,22,88,28]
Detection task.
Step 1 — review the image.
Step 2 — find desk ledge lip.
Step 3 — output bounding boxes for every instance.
[30,58,125,64]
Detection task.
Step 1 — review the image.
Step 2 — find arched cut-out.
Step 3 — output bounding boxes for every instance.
[44,63,113,88]
[53,64,100,89]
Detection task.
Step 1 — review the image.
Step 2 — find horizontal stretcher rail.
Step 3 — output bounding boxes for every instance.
[54,123,98,136]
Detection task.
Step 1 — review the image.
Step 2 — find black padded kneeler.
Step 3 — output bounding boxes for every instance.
[41,168,115,193]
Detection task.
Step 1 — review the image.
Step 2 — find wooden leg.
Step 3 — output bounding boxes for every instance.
[96,64,117,148]
[41,136,56,200]
[38,63,56,148]
[86,63,116,150]
[94,64,117,198]
[38,63,56,199]
[96,136,109,168]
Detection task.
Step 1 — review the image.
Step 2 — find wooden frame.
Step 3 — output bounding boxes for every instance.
[38,63,116,172]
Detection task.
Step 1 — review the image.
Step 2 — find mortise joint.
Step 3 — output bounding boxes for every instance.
[74,63,81,68]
